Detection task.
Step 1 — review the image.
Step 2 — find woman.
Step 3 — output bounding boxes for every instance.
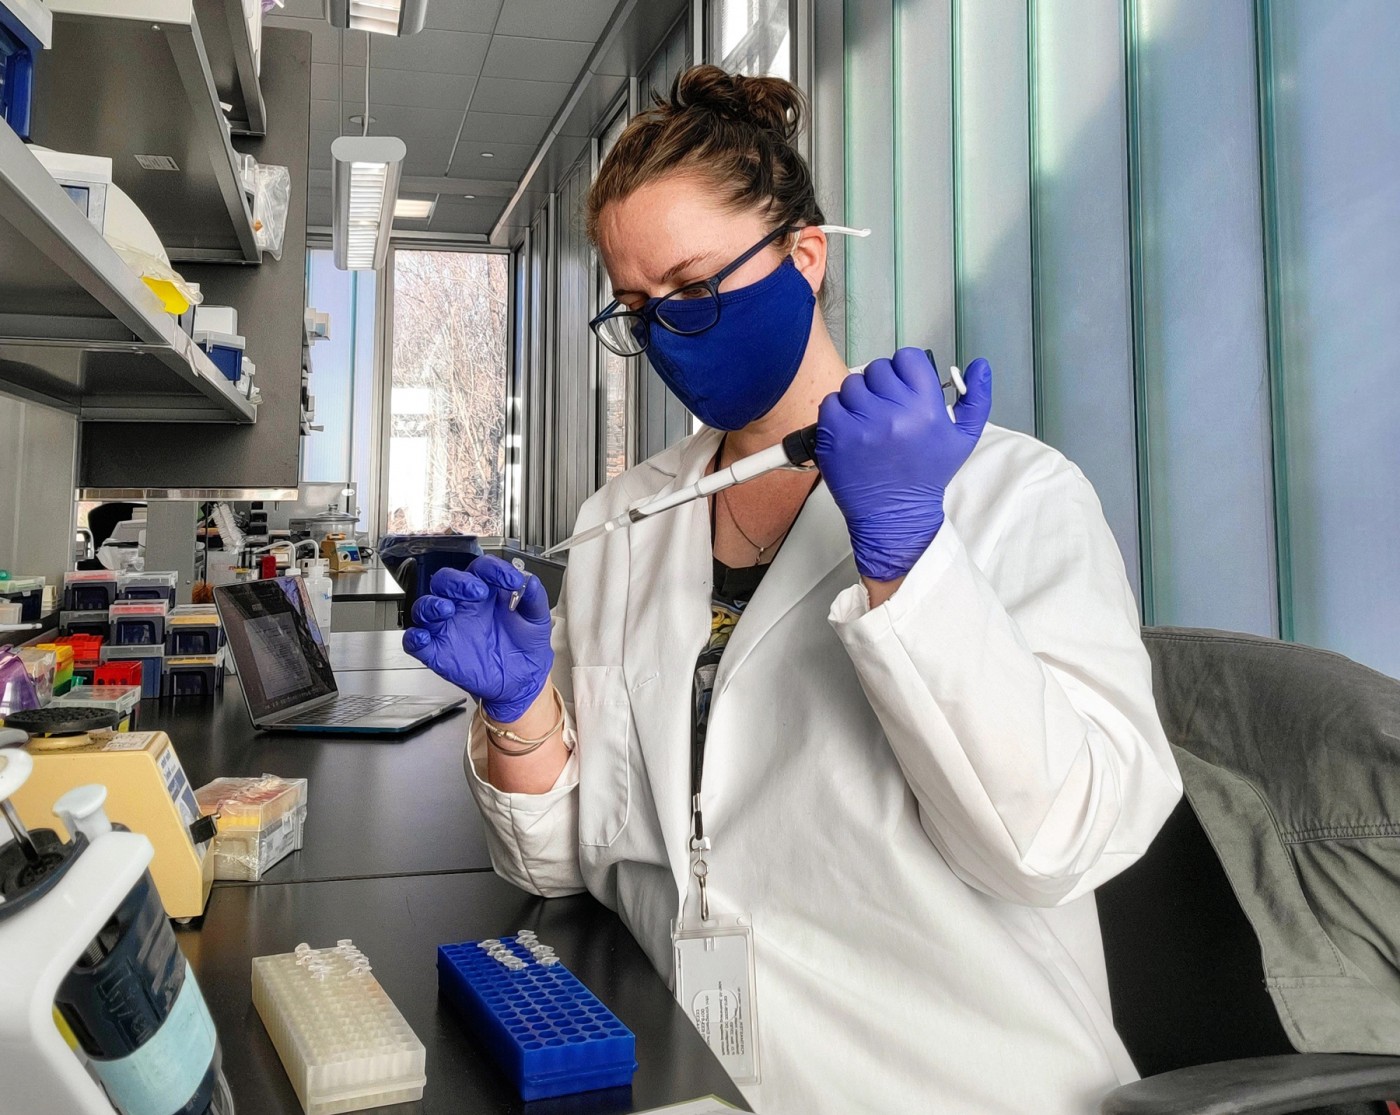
[406,66,1182,1114]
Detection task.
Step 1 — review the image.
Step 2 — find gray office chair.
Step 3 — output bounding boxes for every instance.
[1095,627,1400,1114]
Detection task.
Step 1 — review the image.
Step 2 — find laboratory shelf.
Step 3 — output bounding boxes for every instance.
[0,117,257,423]
[194,0,266,137]
[30,0,262,263]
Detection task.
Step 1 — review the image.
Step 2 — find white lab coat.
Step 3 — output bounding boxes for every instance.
[465,422,1183,1115]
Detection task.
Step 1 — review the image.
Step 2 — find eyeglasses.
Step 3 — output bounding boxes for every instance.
[589,224,796,358]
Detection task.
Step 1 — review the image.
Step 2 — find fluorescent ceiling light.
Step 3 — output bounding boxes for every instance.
[331,135,407,271]
[325,0,428,36]
[394,197,435,220]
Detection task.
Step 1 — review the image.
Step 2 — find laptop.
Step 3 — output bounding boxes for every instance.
[214,577,465,733]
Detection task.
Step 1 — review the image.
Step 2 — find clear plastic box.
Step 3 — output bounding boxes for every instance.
[117,570,179,605]
[194,774,307,881]
[63,569,117,611]
[252,941,426,1115]
[50,684,142,730]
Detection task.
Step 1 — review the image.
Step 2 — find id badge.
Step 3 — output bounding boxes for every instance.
[671,913,761,1085]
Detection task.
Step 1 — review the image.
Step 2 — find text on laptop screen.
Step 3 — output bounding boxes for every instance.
[215,578,338,720]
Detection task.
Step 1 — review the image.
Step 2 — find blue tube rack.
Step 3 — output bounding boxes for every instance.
[437,936,637,1101]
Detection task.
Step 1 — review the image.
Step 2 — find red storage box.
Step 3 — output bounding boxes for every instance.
[93,660,144,687]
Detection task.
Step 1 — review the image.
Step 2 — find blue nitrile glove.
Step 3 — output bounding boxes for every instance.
[402,555,553,722]
[815,348,992,583]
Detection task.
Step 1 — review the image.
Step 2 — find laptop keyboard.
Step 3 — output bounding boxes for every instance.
[306,694,415,725]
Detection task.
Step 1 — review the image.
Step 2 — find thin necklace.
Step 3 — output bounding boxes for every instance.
[720,485,791,562]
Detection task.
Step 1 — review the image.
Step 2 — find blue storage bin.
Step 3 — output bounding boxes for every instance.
[194,331,246,383]
[0,5,40,140]
[437,937,636,1101]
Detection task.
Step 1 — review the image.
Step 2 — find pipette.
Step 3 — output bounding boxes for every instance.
[542,351,965,558]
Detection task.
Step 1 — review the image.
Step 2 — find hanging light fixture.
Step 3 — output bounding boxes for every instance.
[332,32,405,270]
[325,0,428,36]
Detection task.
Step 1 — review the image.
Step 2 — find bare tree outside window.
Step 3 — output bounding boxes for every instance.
[387,250,508,535]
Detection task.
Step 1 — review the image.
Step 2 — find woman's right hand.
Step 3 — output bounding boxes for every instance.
[402,556,554,723]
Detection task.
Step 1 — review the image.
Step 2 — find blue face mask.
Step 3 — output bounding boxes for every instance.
[644,256,816,431]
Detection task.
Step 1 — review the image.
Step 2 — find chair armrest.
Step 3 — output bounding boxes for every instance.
[1100,1053,1400,1115]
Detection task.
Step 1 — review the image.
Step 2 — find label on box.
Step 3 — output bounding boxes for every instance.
[134,154,180,171]
[103,732,158,752]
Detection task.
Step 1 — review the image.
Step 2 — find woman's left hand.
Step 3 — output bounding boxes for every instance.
[815,348,992,585]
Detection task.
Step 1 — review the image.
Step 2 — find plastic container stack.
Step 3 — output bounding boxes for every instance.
[194,774,307,881]
[49,684,142,730]
[0,575,45,622]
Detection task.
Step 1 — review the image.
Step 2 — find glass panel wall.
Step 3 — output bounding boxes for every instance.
[834,0,1399,676]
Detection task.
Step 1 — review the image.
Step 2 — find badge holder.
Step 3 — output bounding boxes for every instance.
[671,836,761,1085]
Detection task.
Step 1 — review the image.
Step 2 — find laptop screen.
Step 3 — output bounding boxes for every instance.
[215,577,337,721]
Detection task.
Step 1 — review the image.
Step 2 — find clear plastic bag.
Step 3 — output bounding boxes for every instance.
[252,163,292,260]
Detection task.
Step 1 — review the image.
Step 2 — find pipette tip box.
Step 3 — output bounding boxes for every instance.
[166,606,224,655]
[194,773,306,880]
[437,936,637,1100]
[63,569,117,611]
[252,941,426,1115]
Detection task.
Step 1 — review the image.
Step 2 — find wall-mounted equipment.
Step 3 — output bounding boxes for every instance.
[325,0,427,37]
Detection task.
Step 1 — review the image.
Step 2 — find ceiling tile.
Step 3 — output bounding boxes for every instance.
[311,62,341,101]
[341,66,476,109]
[457,110,552,147]
[310,99,341,134]
[468,76,572,117]
[493,0,616,42]
[423,0,502,33]
[446,137,538,179]
[338,104,465,143]
[426,196,508,234]
[365,30,491,74]
[309,168,333,191]
[402,145,456,177]
[306,190,333,227]
[481,35,593,81]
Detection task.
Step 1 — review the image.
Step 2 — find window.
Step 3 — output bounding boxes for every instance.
[709,0,791,80]
[597,104,633,482]
[385,249,509,535]
[303,250,376,530]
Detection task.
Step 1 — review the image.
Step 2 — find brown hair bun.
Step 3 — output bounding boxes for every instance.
[668,64,804,142]
[586,64,824,242]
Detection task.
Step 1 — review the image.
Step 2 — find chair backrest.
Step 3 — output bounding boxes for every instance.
[1096,793,1293,1076]
[1099,626,1400,1077]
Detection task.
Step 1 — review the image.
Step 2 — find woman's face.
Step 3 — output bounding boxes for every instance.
[595,172,822,311]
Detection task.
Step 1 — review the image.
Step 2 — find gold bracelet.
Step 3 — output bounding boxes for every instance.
[480,686,564,756]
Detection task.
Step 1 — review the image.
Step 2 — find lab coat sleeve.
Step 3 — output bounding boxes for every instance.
[462,607,586,898]
[828,462,1183,907]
